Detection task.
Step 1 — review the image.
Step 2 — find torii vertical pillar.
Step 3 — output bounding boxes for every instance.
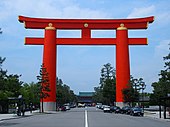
[116,24,130,107]
[42,23,56,111]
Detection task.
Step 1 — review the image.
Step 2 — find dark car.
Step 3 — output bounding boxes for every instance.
[60,106,66,111]
[110,106,120,113]
[115,107,121,113]
[130,107,144,116]
[121,106,131,114]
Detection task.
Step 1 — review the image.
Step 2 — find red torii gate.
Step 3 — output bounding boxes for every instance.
[19,16,154,111]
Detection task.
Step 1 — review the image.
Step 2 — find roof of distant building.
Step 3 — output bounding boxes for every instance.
[79,92,94,97]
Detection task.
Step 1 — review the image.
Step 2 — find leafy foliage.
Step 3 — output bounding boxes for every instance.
[93,63,116,105]
[56,77,77,105]
[150,45,170,105]
[0,57,22,100]
[122,76,146,106]
[19,82,40,106]
[0,57,77,112]
[0,57,23,113]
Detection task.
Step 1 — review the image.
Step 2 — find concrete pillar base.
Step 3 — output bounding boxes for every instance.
[116,102,128,108]
[40,102,56,112]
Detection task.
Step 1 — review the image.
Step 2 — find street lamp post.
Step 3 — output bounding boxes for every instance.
[141,83,146,111]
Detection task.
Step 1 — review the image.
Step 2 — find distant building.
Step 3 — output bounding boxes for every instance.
[77,92,94,106]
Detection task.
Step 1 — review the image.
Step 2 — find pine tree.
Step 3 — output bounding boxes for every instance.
[37,64,50,113]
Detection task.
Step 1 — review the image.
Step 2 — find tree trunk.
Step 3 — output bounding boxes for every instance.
[42,98,44,113]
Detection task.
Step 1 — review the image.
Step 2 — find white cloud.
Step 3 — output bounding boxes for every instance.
[127,5,155,18]
[156,12,170,26]
[154,39,170,58]
[0,0,108,20]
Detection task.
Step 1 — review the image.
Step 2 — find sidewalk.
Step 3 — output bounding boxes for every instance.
[144,111,170,122]
[0,110,59,122]
[0,111,35,121]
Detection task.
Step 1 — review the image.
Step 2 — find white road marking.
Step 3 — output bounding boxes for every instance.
[85,110,88,127]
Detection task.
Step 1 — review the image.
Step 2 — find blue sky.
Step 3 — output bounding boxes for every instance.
[0,0,169,94]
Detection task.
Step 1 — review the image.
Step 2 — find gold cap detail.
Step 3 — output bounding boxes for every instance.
[117,23,127,30]
[45,23,56,30]
[146,22,149,29]
[24,21,26,28]
[84,23,88,28]
[24,37,26,45]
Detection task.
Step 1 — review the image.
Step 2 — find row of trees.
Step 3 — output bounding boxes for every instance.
[93,63,146,106]
[0,57,77,113]
[93,44,169,106]
[56,78,77,105]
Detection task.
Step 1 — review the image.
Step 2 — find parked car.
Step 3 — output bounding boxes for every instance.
[60,106,66,111]
[103,105,111,113]
[64,103,70,110]
[115,107,121,113]
[110,106,120,113]
[130,107,144,116]
[96,103,102,109]
[57,105,66,111]
[78,103,85,108]
[121,106,131,114]
[98,104,103,109]
[70,104,76,108]
[101,105,107,110]
[110,106,121,113]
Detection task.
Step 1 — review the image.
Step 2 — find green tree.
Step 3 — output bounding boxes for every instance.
[0,57,23,113]
[37,64,50,113]
[0,57,22,99]
[56,77,77,105]
[0,57,7,95]
[93,86,104,103]
[93,63,116,105]
[150,46,170,105]
[19,82,40,107]
[5,74,23,97]
[29,82,40,105]
[122,76,145,106]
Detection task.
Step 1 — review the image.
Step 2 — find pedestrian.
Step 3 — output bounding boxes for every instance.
[21,104,25,116]
[168,107,170,116]
[16,106,21,116]
[30,104,32,113]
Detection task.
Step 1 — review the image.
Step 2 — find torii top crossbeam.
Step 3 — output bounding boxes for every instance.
[19,16,154,29]
[19,16,154,46]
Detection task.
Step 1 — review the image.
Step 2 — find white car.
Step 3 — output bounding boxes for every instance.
[64,103,70,110]
[96,103,102,108]
[103,105,111,113]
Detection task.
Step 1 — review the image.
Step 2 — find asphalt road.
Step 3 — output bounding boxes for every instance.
[0,107,169,127]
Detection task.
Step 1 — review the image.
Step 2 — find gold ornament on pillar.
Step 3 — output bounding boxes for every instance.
[117,23,127,30]
[45,23,56,30]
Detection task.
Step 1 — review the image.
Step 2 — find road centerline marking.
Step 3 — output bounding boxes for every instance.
[85,110,88,127]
